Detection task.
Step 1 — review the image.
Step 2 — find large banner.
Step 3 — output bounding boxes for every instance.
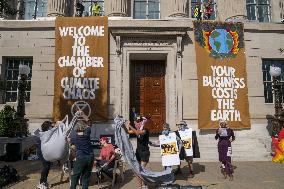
[53,17,108,121]
[194,21,250,129]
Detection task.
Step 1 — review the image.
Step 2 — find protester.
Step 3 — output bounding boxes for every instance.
[92,1,101,16]
[129,107,138,127]
[75,0,84,17]
[125,116,149,189]
[203,0,213,20]
[93,137,116,179]
[194,3,202,20]
[37,121,53,189]
[70,119,93,189]
[215,119,235,181]
[175,121,194,178]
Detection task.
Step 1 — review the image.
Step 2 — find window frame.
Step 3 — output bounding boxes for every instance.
[4,57,33,103]
[191,0,217,20]
[81,0,105,17]
[262,59,284,104]
[133,0,160,19]
[22,0,48,20]
[246,0,271,22]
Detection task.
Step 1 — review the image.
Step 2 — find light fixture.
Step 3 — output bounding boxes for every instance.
[269,66,281,77]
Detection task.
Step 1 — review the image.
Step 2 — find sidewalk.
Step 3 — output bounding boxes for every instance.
[1,160,284,189]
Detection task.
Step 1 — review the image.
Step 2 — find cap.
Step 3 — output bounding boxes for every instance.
[100,136,108,143]
[163,123,170,129]
[176,120,187,126]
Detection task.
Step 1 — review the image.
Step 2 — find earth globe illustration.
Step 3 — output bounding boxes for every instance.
[209,29,234,54]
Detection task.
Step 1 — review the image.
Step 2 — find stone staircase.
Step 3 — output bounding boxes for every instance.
[130,135,272,162]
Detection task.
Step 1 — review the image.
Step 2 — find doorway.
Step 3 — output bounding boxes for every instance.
[130,60,166,133]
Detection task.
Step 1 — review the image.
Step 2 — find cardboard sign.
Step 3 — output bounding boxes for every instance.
[178,128,193,156]
[159,132,180,167]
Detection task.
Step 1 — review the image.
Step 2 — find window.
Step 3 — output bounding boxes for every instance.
[134,0,160,19]
[246,0,271,22]
[82,0,104,17]
[262,59,284,103]
[5,58,33,103]
[23,0,48,19]
[191,0,216,20]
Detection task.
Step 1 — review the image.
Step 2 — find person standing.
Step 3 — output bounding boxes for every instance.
[37,121,53,189]
[75,0,84,17]
[175,121,194,178]
[125,116,149,189]
[215,120,235,181]
[70,120,94,189]
[92,1,101,16]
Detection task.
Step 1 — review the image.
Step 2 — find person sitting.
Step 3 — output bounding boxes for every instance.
[93,137,116,179]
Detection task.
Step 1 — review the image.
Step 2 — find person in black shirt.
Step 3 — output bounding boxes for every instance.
[125,116,149,189]
[75,0,84,17]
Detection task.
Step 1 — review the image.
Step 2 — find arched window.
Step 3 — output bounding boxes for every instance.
[246,0,271,22]
[134,0,160,19]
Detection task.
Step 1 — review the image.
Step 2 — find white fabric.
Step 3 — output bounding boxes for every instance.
[39,115,78,162]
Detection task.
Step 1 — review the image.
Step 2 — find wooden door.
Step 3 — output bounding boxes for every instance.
[130,60,166,133]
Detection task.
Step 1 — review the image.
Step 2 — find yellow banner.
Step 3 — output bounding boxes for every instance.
[53,17,108,121]
[194,21,250,129]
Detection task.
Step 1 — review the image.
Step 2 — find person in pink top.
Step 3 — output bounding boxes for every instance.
[93,137,116,178]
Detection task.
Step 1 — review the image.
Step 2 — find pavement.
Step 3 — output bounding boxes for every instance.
[1,160,284,189]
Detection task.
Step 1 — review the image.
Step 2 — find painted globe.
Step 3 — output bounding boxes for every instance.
[209,29,234,54]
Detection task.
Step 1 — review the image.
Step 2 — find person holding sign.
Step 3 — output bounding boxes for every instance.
[125,116,149,189]
[175,121,194,178]
[215,120,235,181]
[159,123,181,169]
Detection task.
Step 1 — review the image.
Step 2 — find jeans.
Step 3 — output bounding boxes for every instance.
[70,155,94,189]
[40,159,51,184]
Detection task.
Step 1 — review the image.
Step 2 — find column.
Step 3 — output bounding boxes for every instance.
[176,36,183,122]
[169,0,188,18]
[47,0,68,16]
[108,0,128,17]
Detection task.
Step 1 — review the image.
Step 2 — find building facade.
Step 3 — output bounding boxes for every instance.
[0,0,284,161]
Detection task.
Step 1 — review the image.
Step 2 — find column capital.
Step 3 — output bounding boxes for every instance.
[108,0,128,17]
[169,0,188,18]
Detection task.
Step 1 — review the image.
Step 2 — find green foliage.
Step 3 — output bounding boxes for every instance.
[0,105,16,137]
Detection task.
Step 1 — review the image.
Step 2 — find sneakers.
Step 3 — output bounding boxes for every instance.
[37,182,49,189]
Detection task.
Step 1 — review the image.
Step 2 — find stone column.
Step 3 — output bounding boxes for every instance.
[108,0,128,17]
[47,0,68,16]
[169,0,188,18]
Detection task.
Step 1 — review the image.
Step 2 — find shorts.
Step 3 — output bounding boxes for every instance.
[136,149,150,163]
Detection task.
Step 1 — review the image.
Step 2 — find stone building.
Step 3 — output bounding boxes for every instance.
[0,0,284,161]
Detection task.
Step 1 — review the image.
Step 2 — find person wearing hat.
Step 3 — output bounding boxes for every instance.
[175,121,194,178]
[215,119,235,181]
[125,116,149,189]
[93,137,116,179]
[70,119,93,189]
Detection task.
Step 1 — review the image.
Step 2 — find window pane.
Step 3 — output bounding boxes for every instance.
[149,0,160,19]
[5,58,33,102]
[262,59,284,103]
[134,0,147,19]
[246,0,256,4]
[23,0,47,19]
[258,0,269,4]
[247,5,257,20]
[258,5,270,22]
